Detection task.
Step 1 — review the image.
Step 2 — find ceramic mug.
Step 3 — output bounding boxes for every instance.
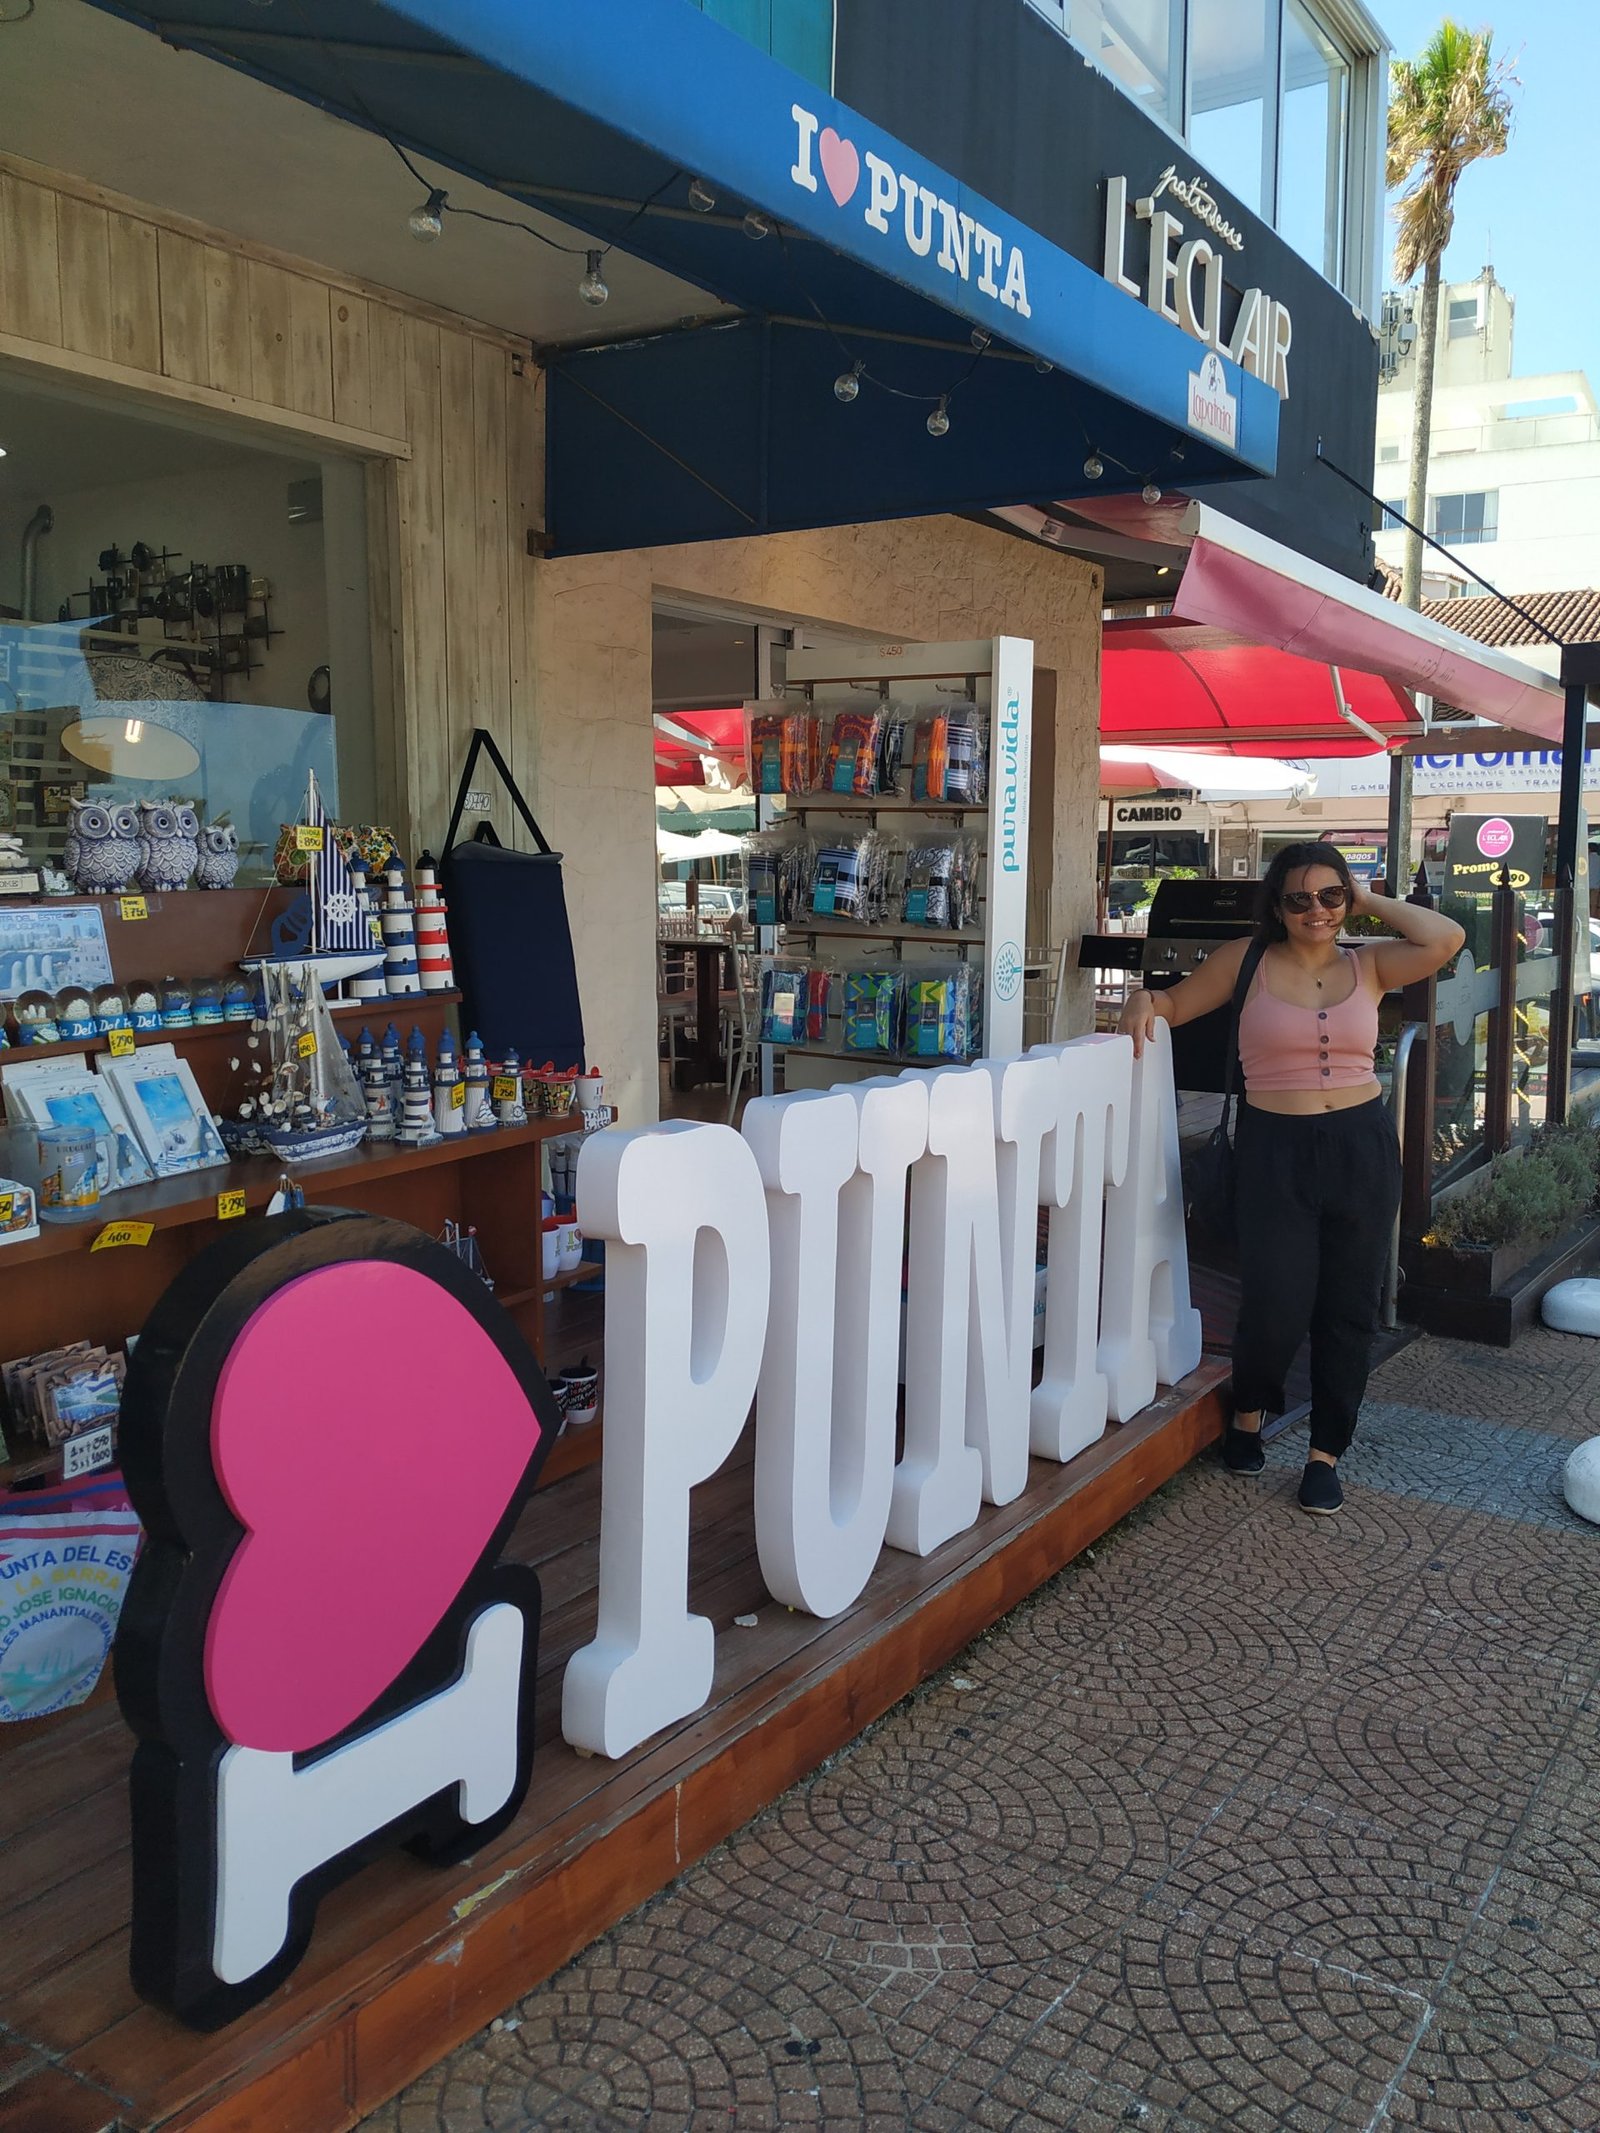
[564,1367,599,1424]
[540,1219,562,1280]
[558,1219,583,1272]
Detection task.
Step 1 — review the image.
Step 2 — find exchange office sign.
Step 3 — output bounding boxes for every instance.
[1445,812,1545,894]
[118,1029,1199,2026]
[1112,801,1208,831]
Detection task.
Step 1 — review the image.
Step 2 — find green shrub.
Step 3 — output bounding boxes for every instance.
[1429,1121,1600,1250]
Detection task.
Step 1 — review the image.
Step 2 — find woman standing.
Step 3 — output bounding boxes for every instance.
[1120,846,1464,1515]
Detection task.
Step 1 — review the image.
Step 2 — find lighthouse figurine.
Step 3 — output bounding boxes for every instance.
[380,1021,405,1129]
[433,1027,466,1137]
[413,851,455,994]
[380,854,422,998]
[361,1050,395,1142]
[463,1029,496,1132]
[396,1026,440,1144]
[494,1046,527,1126]
[347,858,390,1002]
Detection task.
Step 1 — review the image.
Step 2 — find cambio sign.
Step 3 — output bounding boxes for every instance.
[564,1025,1200,1759]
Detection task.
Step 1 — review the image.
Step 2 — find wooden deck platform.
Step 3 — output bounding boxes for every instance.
[0,1365,1227,2133]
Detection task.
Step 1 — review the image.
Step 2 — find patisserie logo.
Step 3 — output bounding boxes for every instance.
[790,104,1032,318]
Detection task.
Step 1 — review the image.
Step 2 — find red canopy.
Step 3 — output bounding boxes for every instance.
[1100,616,1417,757]
[654,707,747,787]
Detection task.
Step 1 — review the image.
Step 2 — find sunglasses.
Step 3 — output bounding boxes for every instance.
[1280,886,1350,913]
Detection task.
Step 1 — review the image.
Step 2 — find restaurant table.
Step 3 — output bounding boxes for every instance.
[658,930,735,1088]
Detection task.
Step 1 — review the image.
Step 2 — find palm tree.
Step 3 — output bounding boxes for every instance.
[1387,22,1515,611]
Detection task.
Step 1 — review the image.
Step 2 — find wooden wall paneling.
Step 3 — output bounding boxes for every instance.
[54,194,111,362]
[288,275,334,423]
[203,246,251,397]
[247,258,294,409]
[106,212,161,373]
[0,172,63,347]
[365,457,408,835]
[472,338,513,796]
[366,302,408,448]
[156,228,208,385]
[399,317,448,852]
[506,363,542,813]
[330,294,372,434]
[438,326,480,847]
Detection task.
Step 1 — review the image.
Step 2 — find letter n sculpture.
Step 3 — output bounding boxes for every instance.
[113,1209,560,2029]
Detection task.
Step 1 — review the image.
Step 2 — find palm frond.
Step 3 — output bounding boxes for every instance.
[1386,19,1516,283]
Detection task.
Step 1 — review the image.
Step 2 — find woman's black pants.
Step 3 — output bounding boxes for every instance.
[1230,1097,1401,1459]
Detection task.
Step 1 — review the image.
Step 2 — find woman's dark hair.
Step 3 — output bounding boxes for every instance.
[1254,842,1358,943]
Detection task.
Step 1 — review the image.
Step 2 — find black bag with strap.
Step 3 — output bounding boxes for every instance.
[439,730,586,1071]
[1185,937,1267,1249]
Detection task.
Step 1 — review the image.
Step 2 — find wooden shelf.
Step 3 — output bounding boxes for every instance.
[783,794,988,816]
[0,991,463,1070]
[0,1118,566,1271]
[781,921,984,946]
[773,1043,978,1067]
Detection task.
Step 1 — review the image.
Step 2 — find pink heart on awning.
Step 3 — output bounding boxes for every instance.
[819,128,860,208]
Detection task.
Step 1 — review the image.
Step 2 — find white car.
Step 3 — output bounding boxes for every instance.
[658,881,744,920]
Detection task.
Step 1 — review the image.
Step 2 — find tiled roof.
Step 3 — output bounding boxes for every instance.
[1417,587,1600,648]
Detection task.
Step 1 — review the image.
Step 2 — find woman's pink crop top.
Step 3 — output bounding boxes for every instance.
[1237,949,1379,1093]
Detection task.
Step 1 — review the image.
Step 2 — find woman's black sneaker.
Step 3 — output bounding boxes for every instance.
[1298,1461,1344,1515]
[1222,1424,1266,1475]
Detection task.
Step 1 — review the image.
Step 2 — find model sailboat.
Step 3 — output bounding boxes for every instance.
[243,769,385,990]
[220,962,369,1164]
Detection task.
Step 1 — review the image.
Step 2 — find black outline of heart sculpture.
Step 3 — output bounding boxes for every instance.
[114,1208,561,2030]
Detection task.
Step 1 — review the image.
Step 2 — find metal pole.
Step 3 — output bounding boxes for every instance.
[1549,676,1590,1123]
[1485,862,1517,1154]
[1384,1021,1421,1328]
[1385,752,1413,900]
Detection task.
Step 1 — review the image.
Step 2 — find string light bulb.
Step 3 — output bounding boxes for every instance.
[1083,452,1104,480]
[1034,356,1054,375]
[926,397,951,438]
[687,177,716,213]
[833,362,864,404]
[970,327,992,351]
[1142,483,1162,505]
[578,249,609,307]
[743,210,773,240]
[407,188,447,242]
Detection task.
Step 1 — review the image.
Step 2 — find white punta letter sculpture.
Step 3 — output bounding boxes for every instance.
[1097,1019,1202,1420]
[563,1122,769,1758]
[747,1077,927,1617]
[1030,1035,1133,1461]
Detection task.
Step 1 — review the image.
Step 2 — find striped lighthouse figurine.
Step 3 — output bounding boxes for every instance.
[413,852,454,994]
[433,1027,466,1138]
[380,854,422,999]
[347,858,390,1003]
[463,1029,496,1132]
[396,1026,440,1144]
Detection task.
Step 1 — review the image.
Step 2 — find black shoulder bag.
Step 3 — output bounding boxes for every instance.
[1185,938,1267,1250]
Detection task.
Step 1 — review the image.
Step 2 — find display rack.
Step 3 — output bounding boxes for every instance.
[760,636,1033,1091]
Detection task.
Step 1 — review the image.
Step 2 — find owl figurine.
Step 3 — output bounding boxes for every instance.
[194,818,240,890]
[62,798,143,893]
[135,800,200,892]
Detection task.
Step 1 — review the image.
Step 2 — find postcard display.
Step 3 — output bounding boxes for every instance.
[748,638,1032,1092]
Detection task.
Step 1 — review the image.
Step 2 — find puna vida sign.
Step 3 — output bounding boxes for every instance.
[119,1027,1198,2027]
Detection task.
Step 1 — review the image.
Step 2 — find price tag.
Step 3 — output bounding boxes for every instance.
[0,1193,12,1223]
[119,894,148,922]
[294,825,326,854]
[491,1075,517,1102]
[296,1031,317,1059]
[107,1027,137,1058]
[62,1423,116,1480]
[449,1081,466,1109]
[216,1189,247,1221]
[91,1219,154,1252]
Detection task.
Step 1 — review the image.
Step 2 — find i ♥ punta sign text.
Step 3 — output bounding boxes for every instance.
[790,102,1033,319]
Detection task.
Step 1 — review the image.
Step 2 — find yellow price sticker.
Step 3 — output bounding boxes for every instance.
[294,824,326,854]
[0,1194,12,1223]
[91,1219,154,1252]
[450,1081,466,1109]
[216,1189,247,1221]
[107,1027,137,1057]
[491,1075,517,1102]
[296,1031,317,1058]
[119,895,148,922]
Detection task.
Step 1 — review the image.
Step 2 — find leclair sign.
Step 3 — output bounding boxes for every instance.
[119,1029,1198,2026]
[1103,172,1293,400]
[791,103,1033,318]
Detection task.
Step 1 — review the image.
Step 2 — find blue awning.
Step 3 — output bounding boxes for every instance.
[87,0,1280,553]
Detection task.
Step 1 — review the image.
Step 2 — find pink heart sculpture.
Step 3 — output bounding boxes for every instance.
[819,127,860,209]
[205,1261,542,1753]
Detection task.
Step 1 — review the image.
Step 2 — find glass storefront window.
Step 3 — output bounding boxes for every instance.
[1069,0,1180,128]
[685,0,833,90]
[1278,0,1349,283]
[1187,0,1270,216]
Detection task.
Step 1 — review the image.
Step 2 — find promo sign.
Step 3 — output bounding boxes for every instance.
[1444,812,1545,894]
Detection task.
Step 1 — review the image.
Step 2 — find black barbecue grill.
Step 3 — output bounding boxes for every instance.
[1142,877,1261,1091]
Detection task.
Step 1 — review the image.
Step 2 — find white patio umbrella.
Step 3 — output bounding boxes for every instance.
[1099,746,1317,799]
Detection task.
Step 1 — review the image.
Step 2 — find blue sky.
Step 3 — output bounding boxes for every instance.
[1376,0,1598,381]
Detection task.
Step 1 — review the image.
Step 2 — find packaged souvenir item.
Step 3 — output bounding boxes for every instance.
[822,706,884,796]
[743,827,815,928]
[810,831,893,925]
[910,702,989,804]
[760,960,810,1046]
[747,706,822,795]
[840,968,905,1054]
[908,964,976,1059]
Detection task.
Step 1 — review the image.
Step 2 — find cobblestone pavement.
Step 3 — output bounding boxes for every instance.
[361,1329,1600,2133]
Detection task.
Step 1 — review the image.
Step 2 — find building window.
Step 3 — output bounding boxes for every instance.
[1378,442,1401,462]
[1380,497,1406,531]
[1187,0,1271,215]
[1277,0,1350,284]
[1447,297,1480,340]
[685,0,832,89]
[1068,0,1181,128]
[1431,491,1498,545]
